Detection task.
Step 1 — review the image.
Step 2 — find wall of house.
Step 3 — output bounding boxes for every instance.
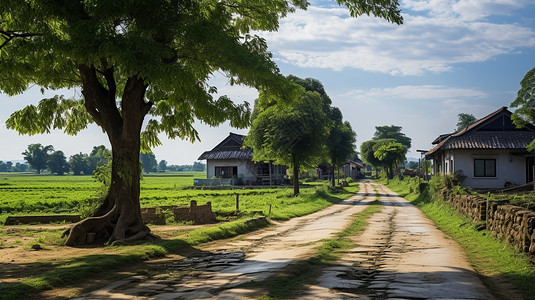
[449,149,526,189]
[206,159,256,182]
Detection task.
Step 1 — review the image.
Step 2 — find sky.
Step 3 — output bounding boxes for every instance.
[1,0,535,164]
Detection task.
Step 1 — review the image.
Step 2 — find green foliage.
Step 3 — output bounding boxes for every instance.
[360,138,396,168]
[455,113,477,132]
[428,172,468,192]
[326,121,356,174]
[373,125,411,149]
[69,153,90,175]
[22,144,54,174]
[511,67,535,151]
[0,174,360,222]
[93,160,112,186]
[245,78,330,196]
[47,150,70,175]
[87,145,111,174]
[374,142,407,175]
[140,152,157,174]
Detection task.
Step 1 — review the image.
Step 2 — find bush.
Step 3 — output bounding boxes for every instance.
[429,172,469,194]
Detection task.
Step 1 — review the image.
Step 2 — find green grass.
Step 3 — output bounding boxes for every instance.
[0,182,361,299]
[382,177,535,299]
[0,173,359,225]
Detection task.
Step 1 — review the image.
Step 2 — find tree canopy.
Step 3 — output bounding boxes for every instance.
[374,141,407,179]
[140,152,157,174]
[373,125,411,149]
[1,0,402,245]
[511,67,535,150]
[48,150,70,175]
[22,144,54,174]
[360,138,396,168]
[455,113,477,132]
[245,81,330,195]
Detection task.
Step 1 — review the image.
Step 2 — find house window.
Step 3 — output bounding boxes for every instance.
[474,159,496,177]
[215,166,237,178]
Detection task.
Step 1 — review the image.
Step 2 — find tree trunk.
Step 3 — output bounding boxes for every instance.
[330,162,335,188]
[64,66,151,246]
[64,139,150,246]
[292,154,300,196]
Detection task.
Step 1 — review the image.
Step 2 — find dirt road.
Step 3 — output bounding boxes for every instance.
[76,182,493,299]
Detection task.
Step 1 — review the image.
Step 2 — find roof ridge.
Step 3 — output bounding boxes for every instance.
[453,106,509,137]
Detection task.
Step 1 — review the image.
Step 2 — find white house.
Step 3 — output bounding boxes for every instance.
[426,107,535,189]
[197,133,287,185]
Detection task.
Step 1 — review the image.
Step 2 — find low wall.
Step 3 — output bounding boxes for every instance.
[437,189,535,261]
[141,200,216,225]
[4,214,81,225]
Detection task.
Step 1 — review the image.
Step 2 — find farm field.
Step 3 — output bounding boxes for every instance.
[0,173,359,299]
[0,172,347,224]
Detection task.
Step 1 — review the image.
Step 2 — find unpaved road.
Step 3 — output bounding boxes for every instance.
[76,182,494,299]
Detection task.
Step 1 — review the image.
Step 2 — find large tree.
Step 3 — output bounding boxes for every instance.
[325,111,357,187]
[360,139,395,169]
[69,153,91,175]
[140,152,157,174]
[22,144,54,174]
[374,141,407,179]
[1,1,402,245]
[245,85,330,196]
[373,125,411,149]
[511,67,535,150]
[286,76,356,187]
[48,150,70,175]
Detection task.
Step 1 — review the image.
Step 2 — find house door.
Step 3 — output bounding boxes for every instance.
[526,157,534,183]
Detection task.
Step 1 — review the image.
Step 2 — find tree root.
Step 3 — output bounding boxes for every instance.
[64,205,150,247]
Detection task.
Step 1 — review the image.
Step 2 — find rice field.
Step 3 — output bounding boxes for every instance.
[0,172,359,224]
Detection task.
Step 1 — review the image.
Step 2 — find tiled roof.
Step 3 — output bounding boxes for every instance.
[431,132,535,151]
[198,149,253,160]
[426,107,535,156]
[198,132,252,160]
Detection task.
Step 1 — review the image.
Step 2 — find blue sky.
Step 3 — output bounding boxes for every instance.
[1,0,535,164]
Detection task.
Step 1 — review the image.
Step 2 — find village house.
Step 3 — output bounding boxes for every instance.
[426,107,535,189]
[196,133,287,186]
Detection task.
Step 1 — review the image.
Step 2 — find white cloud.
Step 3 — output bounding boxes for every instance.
[338,85,487,102]
[261,2,535,75]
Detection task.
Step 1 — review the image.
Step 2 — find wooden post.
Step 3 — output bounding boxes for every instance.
[269,204,272,217]
[235,194,240,212]
[486,192,490,229]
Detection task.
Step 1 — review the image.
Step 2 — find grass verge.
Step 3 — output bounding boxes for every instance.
[381,178,535,299]
[245,198,382,299]
[0,183,360,299]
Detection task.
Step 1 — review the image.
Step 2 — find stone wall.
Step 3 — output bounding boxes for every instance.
[141,201,216,225]
[437,189,535,261]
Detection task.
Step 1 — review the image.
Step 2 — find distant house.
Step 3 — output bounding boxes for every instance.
[197,133,287,185]
[343,156,364,179]
[426,107,535,189]
[317,155,363,181]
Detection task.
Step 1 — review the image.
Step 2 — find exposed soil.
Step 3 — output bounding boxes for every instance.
[2,182,523,299]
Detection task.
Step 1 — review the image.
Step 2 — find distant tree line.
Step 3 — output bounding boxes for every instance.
[0,161,28,172]
[1,143,205,175]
